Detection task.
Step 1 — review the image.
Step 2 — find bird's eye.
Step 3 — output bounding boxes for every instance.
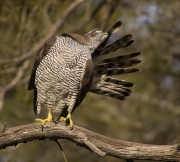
[91,30,102,37]
[90,32,97,37]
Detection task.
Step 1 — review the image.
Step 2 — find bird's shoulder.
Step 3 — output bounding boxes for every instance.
[61,33,87,45]
[28,36,56,90]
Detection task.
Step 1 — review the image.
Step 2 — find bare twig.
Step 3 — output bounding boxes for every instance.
[53,139,68,162]
[0,122,179,161]
[100,0,119,30]
[0,60,30,110]
[0,0,84,65]
[14,2,27,48]
[71,0,107,33]
[0,122,7,132]
[2,60,30,92]
[43,0,53,28]
[0,0,85,110]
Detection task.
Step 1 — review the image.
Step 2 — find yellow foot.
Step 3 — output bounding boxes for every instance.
[60,113,73,129]
[35,117,53,125]
[35,109,53,126]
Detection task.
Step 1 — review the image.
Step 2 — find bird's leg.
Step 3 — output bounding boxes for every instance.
[35,109,53,126]
[60,113,73,129]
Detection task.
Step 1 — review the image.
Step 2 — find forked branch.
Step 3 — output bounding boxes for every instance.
[0,122,179,161]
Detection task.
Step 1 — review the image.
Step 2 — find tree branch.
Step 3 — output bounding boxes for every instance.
[0,0,85,110]
[0,0,84,65]
[0,122,179,161]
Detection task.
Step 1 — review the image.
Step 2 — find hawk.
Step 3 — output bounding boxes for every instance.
[28,21,141,128]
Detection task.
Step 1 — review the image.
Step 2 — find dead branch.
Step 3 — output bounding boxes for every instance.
[0,122,179,161]
[71,0,106,33]
[0,0,85,111]
[0,60,31,111]
[100,0,119,30]
[0,0,84,65]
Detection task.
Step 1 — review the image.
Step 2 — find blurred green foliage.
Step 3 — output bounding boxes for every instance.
[0,0,179,162]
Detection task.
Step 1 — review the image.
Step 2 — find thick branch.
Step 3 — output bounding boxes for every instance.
[0,122,179,161]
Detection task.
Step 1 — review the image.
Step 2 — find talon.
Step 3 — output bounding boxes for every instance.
[35,109,53,127]
[54,119,59,124]
[60,113,73,129]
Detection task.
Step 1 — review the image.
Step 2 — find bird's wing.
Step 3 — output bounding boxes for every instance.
[92,21,122,58]
[97,34,134,57]
[27,36,56,90]
[61,33,87,45]
[60,59,94,117]
[90,77,133,100]
[27,36,56,114]
[72,59,94,112]
[90,21,141,101]
[95,53,141,71]
[94,52,141,76]
[91,50,141,100]
[92,34,134,66]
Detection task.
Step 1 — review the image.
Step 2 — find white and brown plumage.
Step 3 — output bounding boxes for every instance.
[28,21,141,128]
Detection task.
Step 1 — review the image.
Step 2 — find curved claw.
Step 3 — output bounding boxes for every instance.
[54,119,60,124]
[35,117,53,125]
[35,109,53,131]
[60,113,73,129]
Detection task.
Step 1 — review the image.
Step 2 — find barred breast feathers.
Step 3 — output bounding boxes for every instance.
[33,35,93,114]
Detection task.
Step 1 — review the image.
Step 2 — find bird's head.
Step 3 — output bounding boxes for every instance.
[84,29,108,53]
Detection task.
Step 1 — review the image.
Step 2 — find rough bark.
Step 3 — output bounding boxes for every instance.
[0,122,179,161]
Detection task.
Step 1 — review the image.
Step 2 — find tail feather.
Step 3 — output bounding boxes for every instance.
[90,80,132,100]
[103,82,132,93]
[90,87,126,100]
[92,34,134,59]
[95,68,140,76]
[106,68,140,76]
[99,52,142,64]
[96,59,141,70]
[92,21,122,56]
[89,21,141,101]
[103,77,134,87]
[100,35,134,55]
[102,83,132,96]
[108,21,122,35]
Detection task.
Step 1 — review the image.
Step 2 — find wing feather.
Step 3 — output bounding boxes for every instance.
[28,36,56,90]
[73,59,94,111]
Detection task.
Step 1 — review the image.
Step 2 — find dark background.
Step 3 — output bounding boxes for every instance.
[0,0,179,162]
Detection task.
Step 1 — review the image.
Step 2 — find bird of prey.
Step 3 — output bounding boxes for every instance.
[28,21,141,129]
